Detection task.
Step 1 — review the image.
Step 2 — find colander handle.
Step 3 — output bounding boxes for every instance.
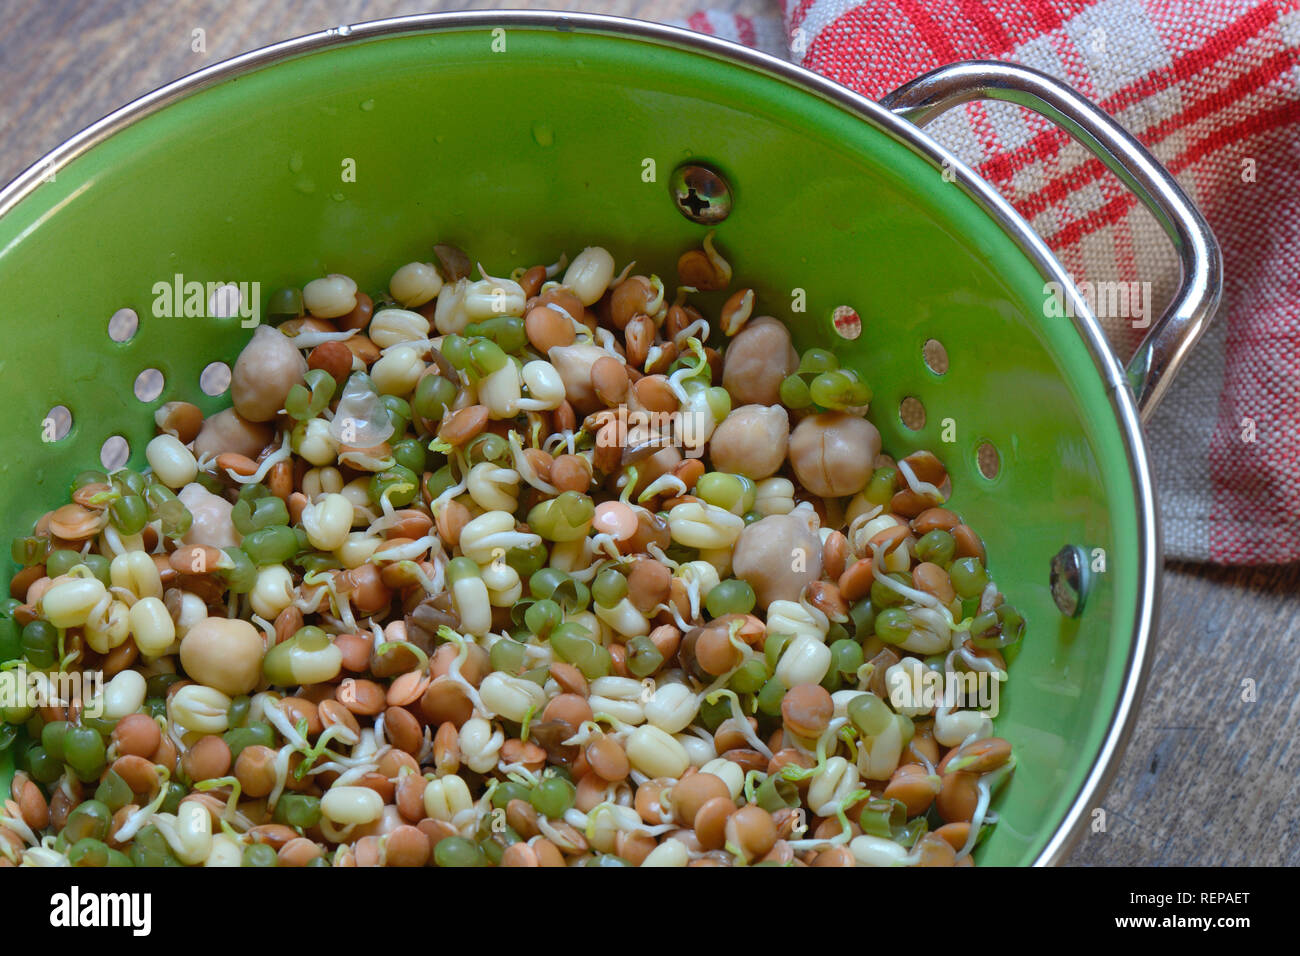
[880,60,1222,423]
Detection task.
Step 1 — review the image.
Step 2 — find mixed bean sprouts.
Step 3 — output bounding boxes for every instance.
[0,237,1023,867]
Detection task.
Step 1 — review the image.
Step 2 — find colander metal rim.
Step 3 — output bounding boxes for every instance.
[0,10,1158,868]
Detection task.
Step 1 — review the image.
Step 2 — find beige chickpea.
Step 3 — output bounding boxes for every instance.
[179,617,265,696]
[192,408,274,461]
[721,316,798,406]
[178,482,241,550]
[787,411,881,498]
[731,512,823,607]
[707,404,789,479]
[230,325,308,422]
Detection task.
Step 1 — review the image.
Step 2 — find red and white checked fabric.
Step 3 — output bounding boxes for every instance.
[677,0,1300,564]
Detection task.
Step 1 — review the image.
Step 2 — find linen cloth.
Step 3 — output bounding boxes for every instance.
[677,0,1300,564]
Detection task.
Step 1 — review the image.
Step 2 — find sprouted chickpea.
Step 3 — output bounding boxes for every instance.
[0,240,1023,869]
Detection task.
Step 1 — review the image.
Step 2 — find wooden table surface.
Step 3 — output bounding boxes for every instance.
[3,0,1297,866]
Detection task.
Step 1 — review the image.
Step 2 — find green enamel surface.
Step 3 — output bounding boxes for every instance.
[0,24,1140,864]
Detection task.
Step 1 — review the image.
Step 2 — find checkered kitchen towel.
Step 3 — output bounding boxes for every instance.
[678,0,1300,564]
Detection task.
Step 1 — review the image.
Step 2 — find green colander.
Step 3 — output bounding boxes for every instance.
[0,12,1220,865]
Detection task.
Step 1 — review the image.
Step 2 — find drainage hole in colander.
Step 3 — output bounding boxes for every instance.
[831,305,861,340]
[977,440,1001,480]
[200,362,232,397]
[208,284,243,318]
[108,308,139,343]
[100,435,130,471]
[42,405,72,442]
[133,369,164,403]
[922,338,948,375]
[899,396,926,431]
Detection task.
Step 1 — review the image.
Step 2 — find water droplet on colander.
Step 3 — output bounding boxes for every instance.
[294,177,316,195]
[832,305,861,340]
[332,24,352,37]
[360,99,375,112]
[331,192,345,202]
[288,152,304,174]
[532,122,554,147]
